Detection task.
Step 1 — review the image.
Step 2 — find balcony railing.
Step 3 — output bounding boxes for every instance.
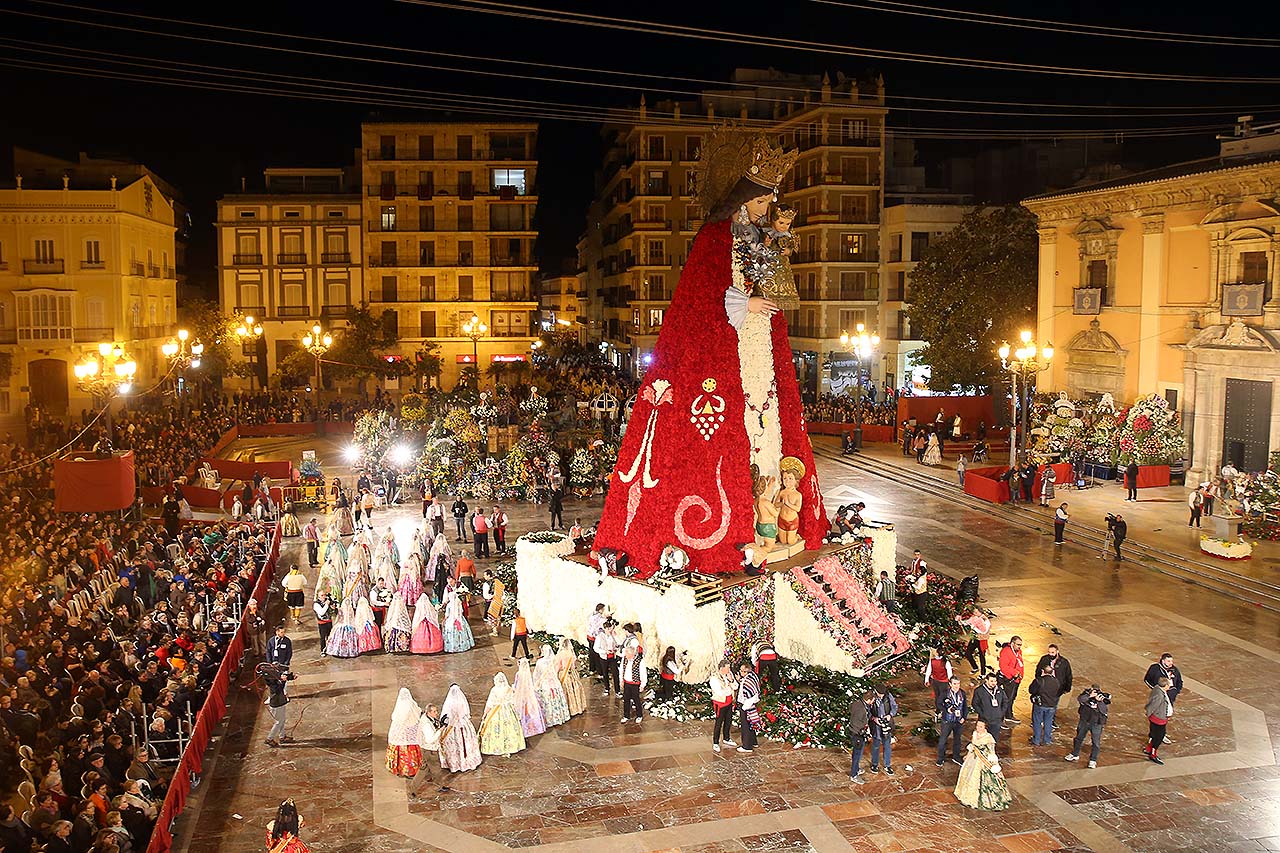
[365,184,530,198]
[73,326,115,343]
[321,251,352,264]
[277,253,308,265]
[130,324,176,339]
[320,305,351,318]
[130,261,145,276]
[147,264,160,278]
[232,254,263,265]
[277,305,310,318]
[491,292,532,302]
[80,260,105,270]
[365,148,530,162]
[164,265,176,278]
[23,259,65,275]
[234,305,266,317]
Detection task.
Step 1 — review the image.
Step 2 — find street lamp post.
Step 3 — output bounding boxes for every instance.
[998,330,1054,468]
[301,323,333,413]
[73,342,137,436]
[235,315,264,391]
[838,323,880,451]
[461,314,488,390]
[161,328,204,419]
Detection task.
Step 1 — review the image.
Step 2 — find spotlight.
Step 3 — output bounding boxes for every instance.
[390,445,413,466]
[343,446,361,463]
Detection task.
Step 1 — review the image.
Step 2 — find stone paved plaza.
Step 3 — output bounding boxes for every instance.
[179,435,1280,853]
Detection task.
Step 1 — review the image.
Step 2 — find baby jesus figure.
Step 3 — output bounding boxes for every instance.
[760,204,799,310]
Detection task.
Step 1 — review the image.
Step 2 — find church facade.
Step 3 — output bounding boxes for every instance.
[1023,126,1280,482]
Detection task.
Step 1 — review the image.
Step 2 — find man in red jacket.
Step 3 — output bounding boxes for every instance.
[998,636,1025,724]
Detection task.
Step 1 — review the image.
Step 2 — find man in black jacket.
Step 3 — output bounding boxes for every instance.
[847,691,873,784]
[972,672,1007,745]
[1035,645,1073,701]
[1064,684,1110,767]
[1144,652,1183,741]
[1109,513,1127,561]
[1124,460,1139,501]
[266,626,293,670]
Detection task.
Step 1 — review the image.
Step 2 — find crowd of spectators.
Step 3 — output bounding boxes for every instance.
[0,504,275,853]
[804,393,899,427]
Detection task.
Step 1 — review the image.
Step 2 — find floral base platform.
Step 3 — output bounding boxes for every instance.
[1200,535,1253,560]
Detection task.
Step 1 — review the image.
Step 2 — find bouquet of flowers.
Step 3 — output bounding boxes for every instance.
[442,407,483,444]
[1114,394,1185,465]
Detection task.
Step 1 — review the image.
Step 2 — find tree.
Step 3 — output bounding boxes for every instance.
[274,349,314,389]
[178,299,243,385]
[326,307,409,390]
[906,206,1038,393]
[414,341,443,389]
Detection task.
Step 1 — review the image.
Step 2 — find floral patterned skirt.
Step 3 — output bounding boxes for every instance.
[385,743,421,777]
[479,704,527,756]
[442,616,474,653]
[384,627,412,654]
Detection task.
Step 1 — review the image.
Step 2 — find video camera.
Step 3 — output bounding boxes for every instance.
[1104,512,1118,527]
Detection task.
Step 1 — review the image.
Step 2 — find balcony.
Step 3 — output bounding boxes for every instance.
[23,259,65,275]
[130,324,176,339]
[320,305,351,318]
[277,305,310,318]
[130,260,145,276]
[73,326,115,343]
[147,264,161,278]
[234,305,266,317]
[0,329,15,344]
[634,219,671,232]
[639,183,671,198]
[365,184,530,199]
[490,257,533,267]
[232,254,263,266]
[364,147,531,162]
[80,260,105,270]
[636,256,668,267]
[491,292,533,302]
[321,251,352,264]
[277,253,308,265]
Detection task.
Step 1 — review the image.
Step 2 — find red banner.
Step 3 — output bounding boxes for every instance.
[146,521,282,853]
[54,451,137,513]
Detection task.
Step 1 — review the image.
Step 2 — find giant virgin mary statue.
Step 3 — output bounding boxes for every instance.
[593,131,829,578]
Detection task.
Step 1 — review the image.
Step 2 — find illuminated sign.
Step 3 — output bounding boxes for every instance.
[455,354,476,364]
[491,354,527,363]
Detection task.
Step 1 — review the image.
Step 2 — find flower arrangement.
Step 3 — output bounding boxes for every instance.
[568,448,597,493]
[1115,394,1185,465]
[522,531,568,544]
[442,407,483,444]
[723,576,775,666]
[298,459,324,484]
[1198,535,1253,560]
[1238,468,1280,540]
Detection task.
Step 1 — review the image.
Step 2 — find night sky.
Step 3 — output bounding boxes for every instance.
[3,0,1280,297]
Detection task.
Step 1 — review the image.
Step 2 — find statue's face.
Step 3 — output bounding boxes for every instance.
[782,470,798,489]
[745,193,773,222]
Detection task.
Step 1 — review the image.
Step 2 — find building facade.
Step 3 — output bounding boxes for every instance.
[538,273,582,339]
[1023,121,1280,479]
[361,121,539,388]
[580,69,887,397]
[216,168,363,381]
[0,171,177,424]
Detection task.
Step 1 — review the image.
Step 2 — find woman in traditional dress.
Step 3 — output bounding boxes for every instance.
[590,131,828,577]
[511,656,547,738]
[426,533,454,600]
[478,673,527,757]
[321,523,347,571]
[922,430,943,466]
[332,484,355,536]
[438,684,482,773]
[344,544,371,605]
[410,593,444,654]
[280,499,301,537]
[383,592,413,653]
[1039,465,1057,507]
[440,583,474,653]
[386,688,423,777]
[354,597,383,654]
[265,799,311,853]
[372,530,399,589]
[954,721,1012,810]
[555,637,587,716]
[325,598,360,658]
[399,549,424,603]
[533,644,571,727]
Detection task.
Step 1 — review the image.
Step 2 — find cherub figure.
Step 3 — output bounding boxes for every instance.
[760,204,799,310]
[775,456,806,546]
[752,465,780,551]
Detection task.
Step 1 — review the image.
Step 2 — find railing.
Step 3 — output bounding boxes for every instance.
[277,305,310,318]
[490,292,533,302]
[490,257,532,267]
[0,329,17,344]
[321,251,351,264]
[837,290,878,302]
[164,265,176,278]
[234,305,266,317]
[277,253,308,265]
[365,147,530,161]
[232,254,263,265]
[634,219,671,231]
[372,256,401,268]
[320,305,351,318]
[23,258,65,274]
[81,259,105,270]
[639,184,671,197]
[637,256,669,267]
[131,324,176,339]
[365,184,529,198]
[148,264,161,277]
[74,326,115,342]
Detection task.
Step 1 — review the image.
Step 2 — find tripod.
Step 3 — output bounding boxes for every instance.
[1099,526,1114,558]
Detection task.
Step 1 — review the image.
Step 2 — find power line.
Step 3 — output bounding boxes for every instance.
[810,0,1280,48]
[398,0,1280,84]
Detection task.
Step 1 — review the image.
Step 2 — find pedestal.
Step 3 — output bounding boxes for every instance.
[1212,513,1242,540]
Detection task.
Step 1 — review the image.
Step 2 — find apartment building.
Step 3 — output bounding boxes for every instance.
[361,121,539,388]
[538,273,582,339]
[580,69,887,398]
[216,168,363,380]
[0,167,177,423]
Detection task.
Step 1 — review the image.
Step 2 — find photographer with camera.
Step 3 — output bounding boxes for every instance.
[1064,684,1111,768]
[1106,513,1127,561]
[260,663,296,748]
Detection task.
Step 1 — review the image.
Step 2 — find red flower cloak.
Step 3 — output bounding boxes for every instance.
[593,219,828,578]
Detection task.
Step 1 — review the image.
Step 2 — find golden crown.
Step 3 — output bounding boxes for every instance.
[743,135,798,190]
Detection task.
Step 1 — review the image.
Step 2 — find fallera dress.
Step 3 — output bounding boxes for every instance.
[441,587,475,653]
[325,599,360,658]
[478,673,527,756]
[954,729,1013,810]
[386,688,423,777]
[383,592,413,653]
[511,657,547,738]
[410,594,444,654]
[354,598,383,654]
[534,646,571,727]
[438,684,482,772]
[555,638,587,716]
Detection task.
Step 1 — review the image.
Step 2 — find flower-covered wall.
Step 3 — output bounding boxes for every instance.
[723,577,774,667]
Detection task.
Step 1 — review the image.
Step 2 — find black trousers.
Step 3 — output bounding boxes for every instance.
[1189,507,1201,527]
[1113,536,1125,559]
[587,641,599,677]
[306,540,318,566]
[757,658,781,693]
[317,620,332,651]
[622,682,642,718]
[963,638,987,674]
[938,719,964,762]
[494,528,507,552]
[1126,481,1137,500]
[474,532,490,558]
[602,657,619,693]
[657,676,674,702]
[549,508,563,529]
[1148,719,1167,751]
[455,518,469,541]
[511,634,529,658]
[738,707,757,749]
[1054,521,1066,543]
[713,704,734,744]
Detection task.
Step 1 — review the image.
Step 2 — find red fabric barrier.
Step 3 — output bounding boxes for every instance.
[1033,462,1074,499]
[897,395,999,434]
[964,466,1011,503]
[319,420,354,436]
[183,486,224,509]
[54,451,137,513]
[807,422,896,442]
[146,522,282,853]
[238,423,315,437]
[202,457,293,482]
[1137,465,1170,488]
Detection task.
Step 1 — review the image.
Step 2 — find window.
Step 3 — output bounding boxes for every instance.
[489,133,525,159]
[647,135,666,160]
[646,170,669,195]
[419,275,436,301]
[838,309,867,333]
[646,274,667,300]
[326,278,348,309]
[238,209,256,219]
[418,170,434,196]
[910,231,930,261]
[841,233,864,260]
[381,309,398,337]
[894,271,907,301]
[648,308,665,329]
[236,274,262,310]
[282,274,305,308]
[18,291,73,341]
[489,310,527,337]
[457,274,474,301]
[380,275,398,302]
[380,205,397,232]
[34,239,55,262]
[643,204,664,222]
[490,205,526,230]
[491,169,526,194]
[327,208,345,218]
[0,391,10,415]
[419,310,436,337]
[458,241,473,266]
[1241,251,1268,283]
[283,210,301,219]
[647,239,665,264]
[685,135,701,160]
[458,206,473,231]
[842,118,869,144]
[418,134,434,159]
[83,240,102,267]
[236,232,259,258]
[492,271,528,300]
[1087,259,1108,286]
[1164,388,1178,409]
[380,241,398,266]
[84,297,105,329]
[632,308,641,331]
[379,135,396,159]
[419,206,435,231]
[324,231,348,261]
[280,232,303,260]
[840,272,868,300]
[841,156,869,185]
[890,233,902,263]
[458,171,473,198]
[841,196,869,223]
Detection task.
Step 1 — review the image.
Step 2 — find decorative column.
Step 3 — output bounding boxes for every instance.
[1182,360,1198,478]
[1036,227,1058,386]
[1138,215,1166,394]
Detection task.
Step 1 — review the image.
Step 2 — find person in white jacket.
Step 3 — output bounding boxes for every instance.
[619,646,647,724]
[708,662,737,752]
[592,621,620,696]
[736,661,761,753]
